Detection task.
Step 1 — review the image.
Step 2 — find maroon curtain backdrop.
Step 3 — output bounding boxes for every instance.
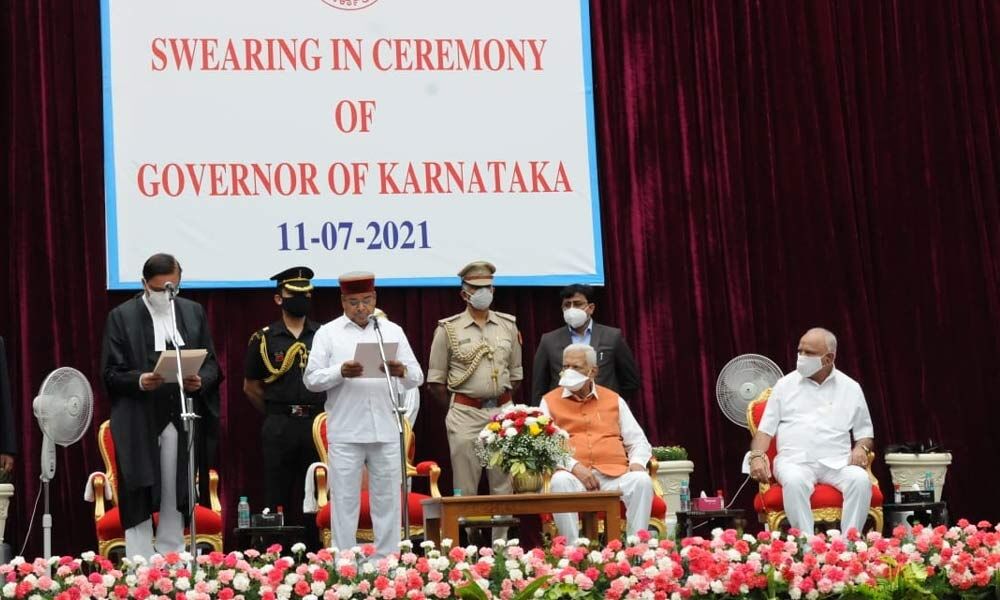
[3,1,1000,557]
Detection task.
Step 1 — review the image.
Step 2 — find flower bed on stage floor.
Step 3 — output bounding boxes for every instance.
[4,520,1000,600]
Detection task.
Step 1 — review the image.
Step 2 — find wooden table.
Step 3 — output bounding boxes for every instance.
[422,491,622,545]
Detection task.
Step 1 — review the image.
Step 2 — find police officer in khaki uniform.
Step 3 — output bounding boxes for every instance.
[427,261,523,508]
[244,267,324,548]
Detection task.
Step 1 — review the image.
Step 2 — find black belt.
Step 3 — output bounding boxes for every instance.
[266,404,323,417]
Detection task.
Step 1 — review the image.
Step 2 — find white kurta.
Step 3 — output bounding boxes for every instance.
[540,388,655,540]
[303,315,423,557]
[758,368,875,533]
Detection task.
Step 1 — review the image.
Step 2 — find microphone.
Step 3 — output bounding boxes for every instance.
[367,313,381,330]
[164,281,179,298]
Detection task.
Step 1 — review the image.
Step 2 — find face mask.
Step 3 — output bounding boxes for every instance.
[559,368,590,392]
[796,354,824,377]
[146,289,171,312]
[563,307,589,329]
[282,294,311,318]
[467,288,493,311]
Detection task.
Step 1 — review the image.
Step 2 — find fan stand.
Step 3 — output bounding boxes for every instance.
[40,436,56,575]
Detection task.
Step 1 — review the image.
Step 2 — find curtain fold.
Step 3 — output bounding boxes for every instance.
[4,0,999,555]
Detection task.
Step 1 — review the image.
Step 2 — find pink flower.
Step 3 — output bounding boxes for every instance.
[337,564,356,579]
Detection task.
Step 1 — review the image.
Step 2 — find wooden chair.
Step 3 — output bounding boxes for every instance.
[747,389,884,532]
[308,413,442,547]
[85,420,223,557]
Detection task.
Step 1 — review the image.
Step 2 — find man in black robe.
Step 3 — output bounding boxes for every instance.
[101,253,221,557]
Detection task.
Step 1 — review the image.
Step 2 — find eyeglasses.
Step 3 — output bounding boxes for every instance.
[344,296,375,308]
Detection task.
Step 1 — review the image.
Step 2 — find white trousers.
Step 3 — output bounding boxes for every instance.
[125,423,184,558]
[773,459,872,534]
[328,441,401,559]
[550,469,654,541]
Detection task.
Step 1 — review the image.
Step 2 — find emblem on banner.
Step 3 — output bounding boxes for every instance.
[321,0,379,10]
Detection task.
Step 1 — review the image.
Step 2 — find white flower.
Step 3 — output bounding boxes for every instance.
[102,574,116,588]
[28,595,43,600]
[232,574,250,592]
[361,562,376,575]
[572,537,590,546]
[291,542,307,554]
[174,578,191,591]
[789,588,802,600]
[505,427,518,437]
[398,539,413,550]
[180,552,194,562]
[557,559,570,568]
[525,417,537,426]
[310,581,326,596]
[506,538,520,547]
[284,573,300,585]
[303,595,317,600]
[710,581,725,594]
[508,569,524,580]
[276,584,292,600]
[727,549,742,561]
[2,583,15,598]
[930,554,942,566]
[420,540,436,550]
[441,538,454,548]
[806,590,819,600]
[589,551,603,563]
[626,535,639,545]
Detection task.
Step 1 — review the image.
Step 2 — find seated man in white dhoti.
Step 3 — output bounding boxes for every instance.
[539,343,654,540]
[748,327,876,534]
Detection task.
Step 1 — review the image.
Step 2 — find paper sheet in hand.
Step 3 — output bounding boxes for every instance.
[153,349,207,383]
[353,342,398,378]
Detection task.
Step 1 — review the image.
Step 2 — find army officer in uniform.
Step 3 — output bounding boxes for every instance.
[427,261,522,539]
[244,267,325,548]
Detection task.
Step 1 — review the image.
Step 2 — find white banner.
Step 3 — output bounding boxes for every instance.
[102,0,603,289]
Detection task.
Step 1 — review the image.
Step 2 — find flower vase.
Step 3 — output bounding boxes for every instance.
[511,471,543,494]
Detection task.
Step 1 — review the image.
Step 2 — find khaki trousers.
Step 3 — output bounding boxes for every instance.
[445,402,512,496]
[445,402,512,539]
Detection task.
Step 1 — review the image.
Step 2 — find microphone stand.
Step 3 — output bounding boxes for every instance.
[166,285,200,569]
[369,315,410,542]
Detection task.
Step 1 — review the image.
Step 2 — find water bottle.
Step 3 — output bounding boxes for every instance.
[923,472,935,497]
[238,496,251,529]
[276,505,285,527]
[679,480,691,512]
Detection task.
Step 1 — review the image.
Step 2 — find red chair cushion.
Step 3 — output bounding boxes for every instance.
[753,483,884,512]
[98,506,222,542]
[316,491,431,530]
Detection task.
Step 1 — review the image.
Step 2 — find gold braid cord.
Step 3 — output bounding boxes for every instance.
[443,322,493,389]
[258,336,309,384]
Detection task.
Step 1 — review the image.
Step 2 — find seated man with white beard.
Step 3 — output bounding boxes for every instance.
[539,343,654,540]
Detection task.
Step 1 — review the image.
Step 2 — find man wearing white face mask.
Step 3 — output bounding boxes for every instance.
[101,253,222,558]
[531,285,639,406]
[428,260,522,538]
[539,343,654,540]
[748,327,875,534]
